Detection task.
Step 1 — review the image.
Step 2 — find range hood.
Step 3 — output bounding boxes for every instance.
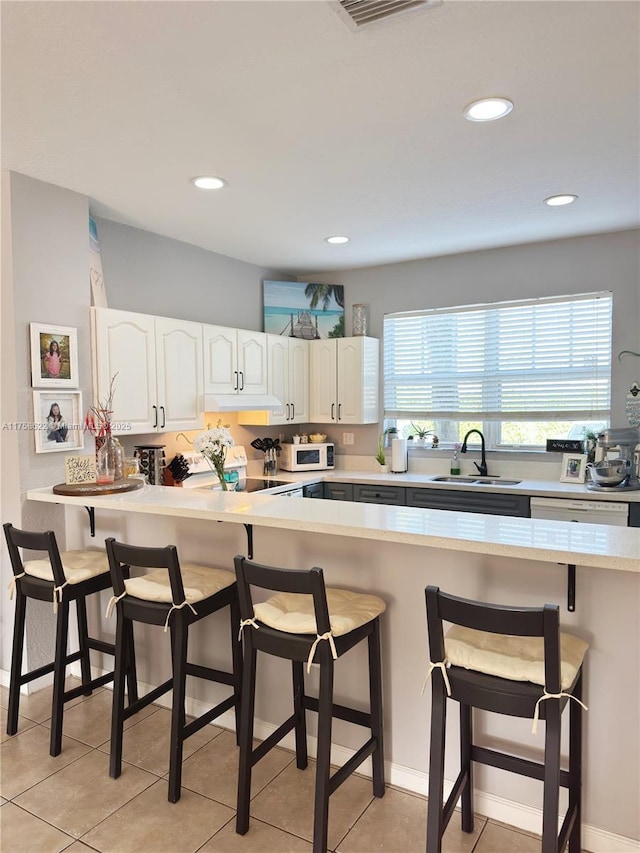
[203,393,283,412]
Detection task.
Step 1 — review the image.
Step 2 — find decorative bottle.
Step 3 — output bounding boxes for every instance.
[450,443,461,476]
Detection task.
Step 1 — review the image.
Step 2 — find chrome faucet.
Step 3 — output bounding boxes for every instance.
[460,429,488,477]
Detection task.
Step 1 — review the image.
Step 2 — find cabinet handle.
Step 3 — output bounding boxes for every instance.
[234,370,239,391]
[331,403,335,421]
[291,402,295,419]
[239,371,244,391]
[285,403,290,420]
[338,403,342,421]
[152,405,158,428]
[160,406,166,428]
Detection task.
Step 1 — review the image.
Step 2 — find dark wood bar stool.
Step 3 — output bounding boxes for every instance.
[3,522,137,757]
[424,585,588,853]
[105,537,242,803]
[234,554,386,853]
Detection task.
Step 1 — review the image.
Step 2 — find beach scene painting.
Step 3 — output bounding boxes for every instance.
[263,280,345,339]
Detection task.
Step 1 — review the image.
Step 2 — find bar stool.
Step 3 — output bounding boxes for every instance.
[105,537,242,803]
[424,585,588,853]
[234,555,386,853]
[3,523,137,757]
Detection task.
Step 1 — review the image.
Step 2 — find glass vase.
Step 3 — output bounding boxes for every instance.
[352,304,368,336]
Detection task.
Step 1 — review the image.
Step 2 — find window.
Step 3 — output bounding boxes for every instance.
[383,292,612,449]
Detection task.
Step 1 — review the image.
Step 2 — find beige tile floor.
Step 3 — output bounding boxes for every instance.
[0,680,574,852]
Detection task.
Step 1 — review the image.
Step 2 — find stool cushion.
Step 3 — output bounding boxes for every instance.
[124,564,235,604]
[254,588,386,636]
[23,549,109,585]
[445,626,588,690]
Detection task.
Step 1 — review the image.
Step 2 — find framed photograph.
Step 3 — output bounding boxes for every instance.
[560,453,587,483]
[33,390,84,454]
[30,323,78,388]
[263,280,345,339]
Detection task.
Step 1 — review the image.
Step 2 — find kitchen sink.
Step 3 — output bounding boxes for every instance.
[431,476,522,485]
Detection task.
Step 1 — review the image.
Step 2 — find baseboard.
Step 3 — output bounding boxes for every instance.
[8,664,636,853]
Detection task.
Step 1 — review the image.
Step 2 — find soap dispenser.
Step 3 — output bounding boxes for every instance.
[450,443,461,476]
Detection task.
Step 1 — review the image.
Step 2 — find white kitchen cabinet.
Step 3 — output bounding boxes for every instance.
[203,324,268,397]
[91,308,203,434]
[238,335,309,426]
[309,336,379,424]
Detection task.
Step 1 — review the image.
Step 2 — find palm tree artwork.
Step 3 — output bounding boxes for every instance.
[263,280,345,340]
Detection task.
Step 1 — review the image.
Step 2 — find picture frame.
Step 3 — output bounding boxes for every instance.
[560,452,587,484]
[263,280,345,339]
[33,390,85,454]
[30,322,78,388]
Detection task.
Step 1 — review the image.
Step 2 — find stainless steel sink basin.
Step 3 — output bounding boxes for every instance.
[430,476,522,485]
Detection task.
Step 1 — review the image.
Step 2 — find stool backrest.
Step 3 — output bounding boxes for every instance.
[425,585,561,695]
[234,555,331,635]
[105,538,186,605]
[3,523,66,586]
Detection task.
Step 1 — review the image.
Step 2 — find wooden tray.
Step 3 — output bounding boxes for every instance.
[52,478,145,497]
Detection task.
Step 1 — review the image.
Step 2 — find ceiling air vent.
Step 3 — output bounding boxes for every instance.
[331,0,442,31]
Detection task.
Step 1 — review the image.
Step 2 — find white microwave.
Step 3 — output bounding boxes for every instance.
[280,442,335,472]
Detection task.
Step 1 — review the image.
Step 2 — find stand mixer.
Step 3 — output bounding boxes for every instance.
[587,427,640,491]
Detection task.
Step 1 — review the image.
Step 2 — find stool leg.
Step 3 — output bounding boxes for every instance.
[460,703,474,833]
[76,597,93,696]
[7,589,27,736]
[292,661,308,769]
[124,620,139,705]
[568,675,583,853]
[313,654,334,853]
[426,676,447,853]
[542,700,561,853]
[368,619,385,797]
[50,599,70,757]
[168,616,188,803]
[230,593,243,744]
[236,642,257,835]
[109,610,128,779]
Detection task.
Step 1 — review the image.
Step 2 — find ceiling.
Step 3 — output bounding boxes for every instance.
[2,1,639,274]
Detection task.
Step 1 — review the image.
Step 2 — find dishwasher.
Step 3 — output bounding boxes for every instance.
[530,497,629,611]
[530,497,629,526]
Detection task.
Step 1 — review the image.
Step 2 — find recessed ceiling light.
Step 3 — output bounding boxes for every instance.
[544,194,578,206]
[325,236,349,244]
[191,176,227,190]
[463,97,513,122]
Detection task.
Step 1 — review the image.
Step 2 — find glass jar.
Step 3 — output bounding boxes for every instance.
[352,304,368,336]
[96,433,124,483]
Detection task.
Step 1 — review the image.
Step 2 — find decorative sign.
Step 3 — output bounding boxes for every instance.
[546,439,584,453]
[65,455,97,485]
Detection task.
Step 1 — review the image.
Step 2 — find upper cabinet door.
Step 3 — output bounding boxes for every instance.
[155,317,203,432]
[288,337,309,424]
[309,339,338,422]
[338,337,379,424]
[92,308,157,433]
[203,324,238,394]
[237,330,268,395]
[266,334,289,424]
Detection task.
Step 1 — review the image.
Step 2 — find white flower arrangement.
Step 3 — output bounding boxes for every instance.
[193,420,233,490]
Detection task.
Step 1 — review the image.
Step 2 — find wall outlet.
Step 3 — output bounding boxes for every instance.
[342,432,354,445]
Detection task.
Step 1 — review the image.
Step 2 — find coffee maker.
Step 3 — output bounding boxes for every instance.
[587,427,640,491]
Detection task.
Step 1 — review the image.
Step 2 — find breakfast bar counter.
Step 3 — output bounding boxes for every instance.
[26,484,640,850]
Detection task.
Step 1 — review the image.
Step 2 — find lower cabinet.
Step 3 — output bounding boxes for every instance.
[353,484,406,506]
[303,482,324,499]
[406,487,530,517]
[629,504,640,527]
[324,483,354,501]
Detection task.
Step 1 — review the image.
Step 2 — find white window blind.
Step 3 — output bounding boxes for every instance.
[384,292,612,421]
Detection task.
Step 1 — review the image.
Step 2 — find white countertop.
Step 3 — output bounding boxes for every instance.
[27,483,640,573]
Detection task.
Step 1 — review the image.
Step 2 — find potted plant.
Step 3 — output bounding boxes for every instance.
[375,435,389,473]
[384,426,398,448]
[411,423,439,448]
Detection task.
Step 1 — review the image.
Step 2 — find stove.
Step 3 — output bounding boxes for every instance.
[179,448,304,496]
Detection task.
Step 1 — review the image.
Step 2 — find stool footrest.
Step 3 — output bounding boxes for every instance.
[64,672,115,701]
[304,695,371,729]
[252,714,297,766]
[123,678,173,720]
[471,745,571,787]
[185,662,235,687]
[16,649,84,687]
[88,638,116,656]
[329,737,377,795]
[183,693,237,739]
